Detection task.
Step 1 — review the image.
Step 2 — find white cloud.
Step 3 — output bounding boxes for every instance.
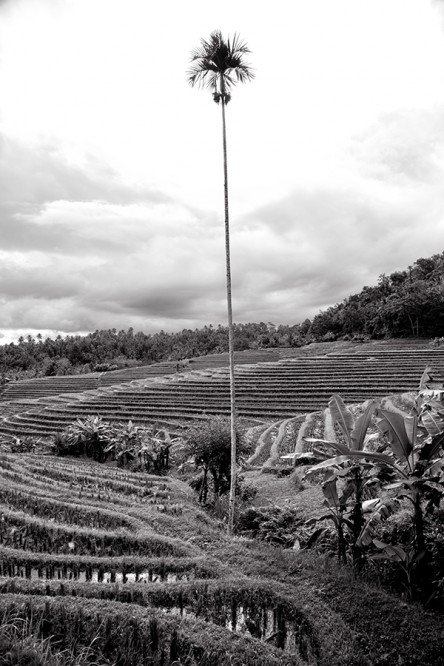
[0,0,444,343]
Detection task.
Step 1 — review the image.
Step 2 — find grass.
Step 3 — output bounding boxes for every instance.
[0,444,442,664]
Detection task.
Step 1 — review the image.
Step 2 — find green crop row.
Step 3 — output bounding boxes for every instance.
[0,508,191,558]
[0,577,317,659]
[0,547,221,579]
[0,576,300,616]
[249,424,280,467]
[277,416,306,457]
[0,592,300,665]
[0,486,133,531]
[22,455,173,489]
[26,465,167,496]
[0,468,137,508]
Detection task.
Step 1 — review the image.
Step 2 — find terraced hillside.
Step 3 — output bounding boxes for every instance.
[0,447,442,665]
[0,451,312,664]
[1,341,443,439]
[0,350,282,402]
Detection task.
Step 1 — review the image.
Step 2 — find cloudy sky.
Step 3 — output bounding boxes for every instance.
[1,0,444,344]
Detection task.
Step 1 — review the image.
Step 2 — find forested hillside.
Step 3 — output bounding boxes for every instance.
[310,252,444,340]
[1,252,443,378]
[0,323,305,379]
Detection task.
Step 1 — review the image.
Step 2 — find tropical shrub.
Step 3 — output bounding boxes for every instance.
[303,395,382,567]
[237,505,307,548]
[55,416,113,461]
[9,435,41,453]
[183,416,249,505]
[364,388,444,601]
[54,418,177,473]
[304,374,444,602]
[106,422,175,473]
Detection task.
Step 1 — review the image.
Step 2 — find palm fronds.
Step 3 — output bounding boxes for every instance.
[188,30,254,93]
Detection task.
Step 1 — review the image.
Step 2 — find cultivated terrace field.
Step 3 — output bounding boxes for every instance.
[0,339,443,665]
[1,339,444,440]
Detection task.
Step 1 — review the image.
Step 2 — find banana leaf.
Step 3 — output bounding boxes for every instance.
[322,477,339,507]
[305,514,335,526]
[329,394,353,446]
[307,450,403,473]
[304,527,330,549]
[376,409,413,463]
[420,409,444,437]
[305,438,351,455]
[372,540,408,562]
[404,415,418,447]
[428,458,444,476]
[356,499,399,547]
[418,432,444,461]
[350,399,378,450]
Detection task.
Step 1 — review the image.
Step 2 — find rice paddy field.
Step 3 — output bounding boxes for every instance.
[1,339,444,441]
[0,339,443,665]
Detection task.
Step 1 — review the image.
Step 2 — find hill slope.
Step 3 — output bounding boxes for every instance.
[1,340,443,440]
[0,448,442,666]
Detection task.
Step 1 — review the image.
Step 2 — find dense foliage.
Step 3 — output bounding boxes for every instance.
[0,322,307,379]
[53,417,174,473]
[304,386,444,606]
[183,416,249,505]
[310,252,444,340]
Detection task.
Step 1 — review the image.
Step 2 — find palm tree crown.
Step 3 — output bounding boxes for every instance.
[187,30,254,101]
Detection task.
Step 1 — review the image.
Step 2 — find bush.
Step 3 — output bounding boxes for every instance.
[183,416,249,505]
[54,419,175,474]
[372,508,444,608]
[106,422,173,473]
[237,505,307,548]
[9,436,41,454]
[54,416,113,461]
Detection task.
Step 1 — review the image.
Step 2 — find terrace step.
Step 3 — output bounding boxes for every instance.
[1,342,443,438]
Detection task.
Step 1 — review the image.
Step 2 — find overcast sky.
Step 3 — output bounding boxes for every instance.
[1,0,444,344]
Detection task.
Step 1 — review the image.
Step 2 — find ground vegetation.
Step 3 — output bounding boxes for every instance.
[0,344,444,664]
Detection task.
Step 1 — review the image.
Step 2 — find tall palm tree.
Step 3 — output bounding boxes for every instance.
[188,31,254,534]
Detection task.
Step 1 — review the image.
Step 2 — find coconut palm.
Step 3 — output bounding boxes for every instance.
[188,30,254,534]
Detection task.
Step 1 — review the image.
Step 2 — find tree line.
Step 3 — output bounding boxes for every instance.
[0,322,307,378]
[309,252,444,341]
[1,251,443,378]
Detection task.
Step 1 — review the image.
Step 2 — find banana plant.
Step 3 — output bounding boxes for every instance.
[349,394,444,602]
[65,415,113,461]
[105,420,142,466]
[105,422,176,471]
[370,539,426,601]
[305,372,444,596]
[374,398,444,557]
[305,475,354,563]
[304,395,385,567]
[304,394,394,468]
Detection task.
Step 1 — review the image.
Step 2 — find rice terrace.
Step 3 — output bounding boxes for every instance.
[2,3,444,664]
[0,335,443,665]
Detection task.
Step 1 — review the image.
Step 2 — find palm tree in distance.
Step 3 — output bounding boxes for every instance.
[188,31,254,535]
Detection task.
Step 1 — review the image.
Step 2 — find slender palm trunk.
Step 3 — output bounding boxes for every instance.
[220,93,237,536]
